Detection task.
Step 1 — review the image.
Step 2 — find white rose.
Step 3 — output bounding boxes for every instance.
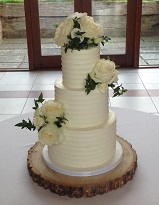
[54,18,74,46]
[38,123,59,146]
[98,83,108,93]
[91,59,119,84]
[33,116,45,130]
[69,12,87,19]
[79,16,104,38]
[34,108,43,118]
[41,100,64,122]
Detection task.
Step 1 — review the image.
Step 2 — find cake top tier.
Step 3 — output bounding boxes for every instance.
[61,46,100,89]
[54,12,126,95]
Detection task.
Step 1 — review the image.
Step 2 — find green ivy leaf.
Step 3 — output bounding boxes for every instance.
[85,74,99,95]
[54,114,68,128]
[32,99,38,110]
[15,119,36,131]
[109,83,127,97]
[73,17,80,29]
[32,92,45,110]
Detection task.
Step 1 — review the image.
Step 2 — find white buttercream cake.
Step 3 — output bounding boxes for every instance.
[46,47,118,170]
[40,12,125,176]
[15,12,125,177]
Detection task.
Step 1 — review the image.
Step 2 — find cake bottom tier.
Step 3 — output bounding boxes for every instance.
[48,111,116,169]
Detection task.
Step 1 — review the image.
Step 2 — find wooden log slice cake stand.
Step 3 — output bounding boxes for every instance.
[27,136,137,198]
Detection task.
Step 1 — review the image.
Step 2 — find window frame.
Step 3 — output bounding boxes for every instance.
[24,0,142,70]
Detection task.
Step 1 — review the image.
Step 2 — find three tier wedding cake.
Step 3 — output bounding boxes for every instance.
[16,12,127,176]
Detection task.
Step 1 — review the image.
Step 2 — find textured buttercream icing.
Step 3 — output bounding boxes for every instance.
[55,78,109,128]
[47,46,117,170]
[48,111,116,168]
[61,46,100,89]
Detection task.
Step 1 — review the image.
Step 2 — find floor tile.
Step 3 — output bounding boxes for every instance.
[144,83,159,89]
[147,90,159,97]
[119,69,138,73]
[0,91,30,98]
[138,68,159,73]
[34,71,61,84]
[110,97,158,113]
[151,97,159,112]
[121,90,149,97]
[0,72,37,85]
[139,72,159,83]
[31,84,54,90]
[21,98,35,114]
[118,72,142,84]
[0,98,27,114]
[4,71,38,76]
[0,114,18,122]
[0,84,32,91]
[28,90,54,98]
[122,83,145,90]
[22,97,53,114]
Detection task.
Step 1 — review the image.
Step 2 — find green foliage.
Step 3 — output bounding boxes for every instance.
[85,74,127,97]
[15,119,36,131]
[54,115,68,128]
[0,0,23,3]
[85,74,98,95]
[108,83,127,97]
[32,92,45,110]
[64,35,90,53]
[15,93,68,132]
[15,93,45,131]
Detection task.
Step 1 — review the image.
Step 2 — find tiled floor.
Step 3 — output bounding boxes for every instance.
[0,68,159,122]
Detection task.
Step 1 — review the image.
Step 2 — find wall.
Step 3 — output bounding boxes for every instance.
[0,2,158,39]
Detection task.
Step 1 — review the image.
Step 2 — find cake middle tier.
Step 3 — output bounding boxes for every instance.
[55,79,109,128]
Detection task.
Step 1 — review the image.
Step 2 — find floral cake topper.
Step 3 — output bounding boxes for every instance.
[54,12,110,52]
[15,93,68,146]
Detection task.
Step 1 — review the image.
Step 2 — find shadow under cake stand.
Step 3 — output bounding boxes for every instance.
[27,136,137,198]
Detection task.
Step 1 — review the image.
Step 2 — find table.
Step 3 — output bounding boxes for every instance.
[0,107,159,205]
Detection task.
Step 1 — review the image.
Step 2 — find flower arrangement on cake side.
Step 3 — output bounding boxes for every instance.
[15,93,68,146]
[85,58,127,96]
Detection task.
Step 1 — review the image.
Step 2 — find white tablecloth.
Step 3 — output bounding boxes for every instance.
[0,107,159,205]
